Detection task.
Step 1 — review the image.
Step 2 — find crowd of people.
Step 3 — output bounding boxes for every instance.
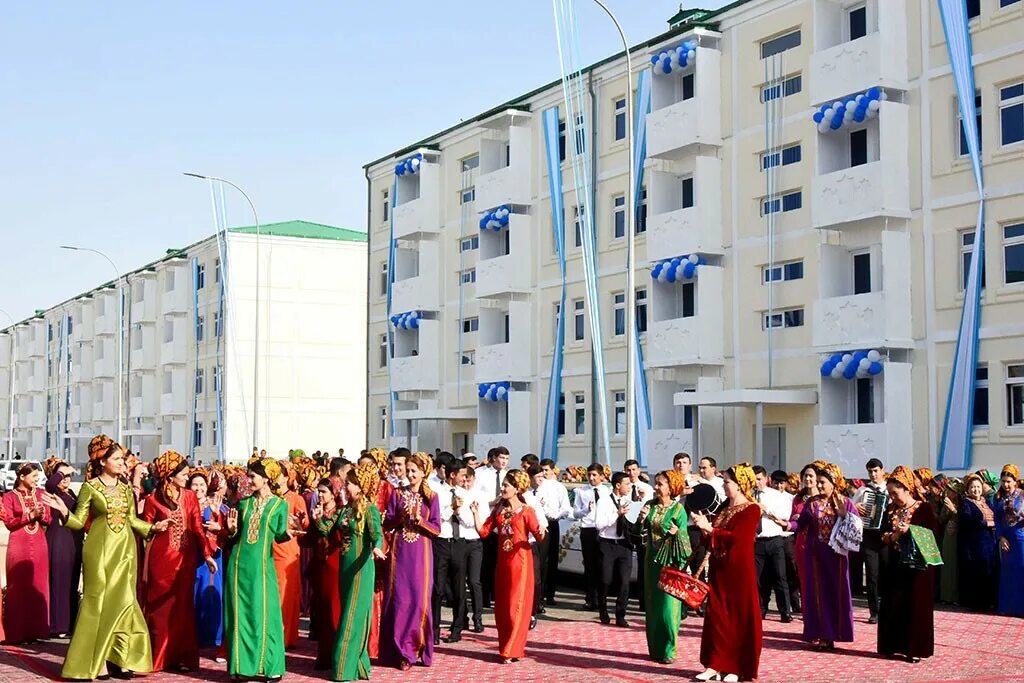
[0,438,1021,682]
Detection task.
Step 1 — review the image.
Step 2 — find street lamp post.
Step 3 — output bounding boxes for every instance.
[59,246,123,442]
[591,0,637,464]
[0,308,15,459]
[184,173,261,452]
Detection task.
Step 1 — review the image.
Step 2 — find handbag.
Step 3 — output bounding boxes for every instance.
[898,524,943,570]
[658,553,710,610]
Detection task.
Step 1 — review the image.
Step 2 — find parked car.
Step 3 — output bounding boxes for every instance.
[0,460,44,491]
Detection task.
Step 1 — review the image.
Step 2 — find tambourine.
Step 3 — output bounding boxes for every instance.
[684,483,723,516]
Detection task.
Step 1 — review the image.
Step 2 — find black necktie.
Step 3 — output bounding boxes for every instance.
[755,490,764,535]
[495,469,501,497]
[615,497,627,538]
[632,484,640,502]
[451,490,460,540]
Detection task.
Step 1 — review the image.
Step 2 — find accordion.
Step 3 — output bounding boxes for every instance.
[859,488,889,530]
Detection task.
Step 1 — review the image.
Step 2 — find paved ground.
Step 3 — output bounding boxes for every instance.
[2,591,1023,682]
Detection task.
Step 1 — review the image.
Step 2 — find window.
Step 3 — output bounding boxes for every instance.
[553,303,561,344]
[574,114,586,155]
[557,393,566,437]
[460,187,476,204]
[636,288,648,333]
[763,260,804,283]
[679,282,696,318]
[215,258,221,283]
[1004,223,1024,284]
[762,190,803,215]
[761,29,801,59]
[850,128,868,167]
[196,264,206,290]
[211,420,218,447]
[573,299,585,341]
[763,307,805,329]
[573,206,583,248]
[958,91,982,156]
[214,310,223,337]
[613,195,626,239]
[967,0,980,19]
[382,189,390,222]
[503,313,511,343]
[682,73,695,100]
[848,5,867,41]
[574,393,586,436]
[681,177,695,209]
[613,292,626,336]
[193,421,203,448]
[558,120,566,162]
[614,97,627,141]
[761,144,802,170]
[1000,83,1024,146]
[195,368,204,394]
[47,323,53,342]
[462,317,479,333]
[637,187,648,233]
[460,235,479,252]
[380,262,389,296]
[1001,0,1022,6]
[681,388,695,429]
[461,155,480,172]
[960,230,987,290]
[856,377,874,424]
[614,391,626,435]
[460,350,475,366]
[213,365,221,393]
[379,334,388,368]
[1007,364,1024,426]
[761,75,802,102]
[379,407,387,440]
[460,268,476,285]
[853,251,872,294]
[974,365,989,427]
[165,269,176,293]
[196,315,205,342]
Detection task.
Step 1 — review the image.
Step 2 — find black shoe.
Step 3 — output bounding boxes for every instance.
[529,616,537,630]
[792,604,802,614]
[473,620,485,633]
[781,614,794,623]
[583,601,596,611]
[546,597,557,606]
[433,634,441,646]
[868,615,878,624]
[538,605,546,615]
[444,631,462,644]
[599,612,611,625]
[615,618,630,628]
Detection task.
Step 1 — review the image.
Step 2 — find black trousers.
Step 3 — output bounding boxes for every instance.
[432,539,470,637]
[580,527,601,606]
[599,539,632,620]
[481,534,498,605]
[543,519,560,601]
[687,525,706,575]
[754,536,792,616]
[862,529,883,616]
[532,533,551,615]
[782,534,801,610]
[465,539,483,626]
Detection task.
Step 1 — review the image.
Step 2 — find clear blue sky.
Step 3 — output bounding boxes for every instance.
[0,1,726,324]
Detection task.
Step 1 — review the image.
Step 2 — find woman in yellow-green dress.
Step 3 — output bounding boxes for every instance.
[42,435,172,681]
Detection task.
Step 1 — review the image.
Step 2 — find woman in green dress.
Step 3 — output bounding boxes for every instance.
[313,462,386,682]
[635,470,691,664]
[223,458,304,682]
[42,435,172,681]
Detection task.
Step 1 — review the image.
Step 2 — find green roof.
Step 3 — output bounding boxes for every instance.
[229,220,367,242]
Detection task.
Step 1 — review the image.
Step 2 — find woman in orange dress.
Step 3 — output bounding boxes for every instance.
[273,459,309,649]
[473,469,545,665]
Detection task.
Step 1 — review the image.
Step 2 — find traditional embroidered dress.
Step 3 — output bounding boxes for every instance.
[637,501,690,662]
[1,487,52,642]
[789,496,856,643]
[993,489,1024,617]
[45,473,83,637]
[195,501,229,646]
[273,489,308,649]
[957,495,999,611]
[224,495,290,679]
[317,504,384,681]
[369,478,395,659]
[699,502,762,680]
[61,480,155,680]
[379,486,441,667]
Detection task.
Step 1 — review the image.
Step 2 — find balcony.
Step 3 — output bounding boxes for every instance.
[475,390,531,457]
[161,281,190,316]
[813,232,913,351]
[93,291,119,336]
[72,345,94,383]
[475,110,532,209]
[92,387,114,423]
[160,390,189,416]
[72,300,95,340]
[646,156,723,262]
[808,0,908,106]
[390,241,440,314]
[390,320,440,393]
[475,302,532,382]
[161,340,187,365]
[25,325,45,358]
[130,277,158,323]
[644,266,725,368]
[476,215,533,298]
[129,326,158,371]
[392,157,441,240]
[647,43,721,160]
[811,101,910,228]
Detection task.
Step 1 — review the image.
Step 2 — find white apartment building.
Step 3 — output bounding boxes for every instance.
[0,221,368,468]
[364,0,1024,475]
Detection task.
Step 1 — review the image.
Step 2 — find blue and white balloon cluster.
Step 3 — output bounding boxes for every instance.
[812,87,887,133]
[651,40,697,75]
[651,253,704,283]
[389,310,422,330]
[479,205,511,232]
[478,381,511,402]
[820,349,884,379]
[394,153,424,176]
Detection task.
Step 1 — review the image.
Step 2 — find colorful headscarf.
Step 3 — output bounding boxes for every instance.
[351,463,381,500]
[662,470,686,498]
[506,469,530,494]
[818,462,847,494]
[730,463,757,503]
[249,457,283,485]
[1001,464,1021,482]
[888,465,919,499]
[963,473,985,498]
[153,450,188,506]
[977,469,999,489]
[408,452,434,498]
[914,467,935,489]
[42,456,64,478]
[367,447,389,479]
[88,434,114,462]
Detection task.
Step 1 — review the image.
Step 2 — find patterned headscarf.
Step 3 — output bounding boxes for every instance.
[963,473,985,499]
[249,458,283,486]
[506,469,530,494]
[42,456,64,478]
[914,467,935,489]
[367,447,389,479]
[408,452,434,498]
[88,434,114,462]
[153,450,188,506]
[662,470,686,498]
[978,469,999,489]
[818,462,847,494]
[729,463,757,503]
[350,463,381,500]
[888,465,919,500]
[1001,464,1021,482]
[277,460,298,492]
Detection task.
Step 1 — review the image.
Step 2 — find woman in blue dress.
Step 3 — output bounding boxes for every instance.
[189,470,229,649]
[957,473,999,611]
[992,464,1024,617]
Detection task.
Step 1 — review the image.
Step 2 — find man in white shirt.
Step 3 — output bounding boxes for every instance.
[753,465,794,623]
[473,446,510,608]
[854,457,888,624]
[432,459,483,643]
[388,448,410,488]
[698,456,726,501]
[595,472,633,627]
[572,463,610,610]
[523,465,550,630]
[771,469,802,614]
[623,459,652,611]
[536,459,572,608]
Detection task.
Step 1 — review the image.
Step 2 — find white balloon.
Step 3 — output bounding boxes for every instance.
[410,157,420,167]
[831,367,842,379]
[818,121,830,133]
[859,358,871,371]
[832,101,843,110]
[688,253,699,264]
[842,353,853,363]
[823,108,835,121]
[855,94,865,104]
[844,109,854,121]
[880,90,888,100]
[868,99,881,111]
[867,349,881,362]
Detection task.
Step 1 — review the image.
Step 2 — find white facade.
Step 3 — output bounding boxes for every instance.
[0,221,368,467]
[365,0,1024,475]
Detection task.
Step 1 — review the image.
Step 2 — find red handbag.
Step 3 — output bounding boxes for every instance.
[658,555,711,610]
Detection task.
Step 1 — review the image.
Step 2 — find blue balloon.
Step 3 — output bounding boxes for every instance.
[853,109,866,123]
[652,263,663,279]
[650,55,659,65]
[867,87,881,100]
[410,318,419,329]
[670,257,681,266]
[843,363,858,379]
[662,59,672,74]
[820,364,832,377]
[478,385,488,398]
[830,117,843,130]
[868,362,883,375]
[683,262,696,279]
[666,267,677,283]
[828,353,842,365]
[813,111,824,123]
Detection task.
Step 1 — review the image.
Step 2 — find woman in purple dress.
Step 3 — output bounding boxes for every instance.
[380,451,441,670]
[45,460,83,637]
[788,462,855,651]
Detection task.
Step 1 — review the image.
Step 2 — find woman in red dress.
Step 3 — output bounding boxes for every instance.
[692,464,762,682]
[310,477,344,670]
[363,448,394,660]
[1,462,52,643]
[273,460,309,649]
[473,469,545,665]
[142,451,216,672]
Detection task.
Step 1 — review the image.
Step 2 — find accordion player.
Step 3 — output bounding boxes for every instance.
[857,486,889,530]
